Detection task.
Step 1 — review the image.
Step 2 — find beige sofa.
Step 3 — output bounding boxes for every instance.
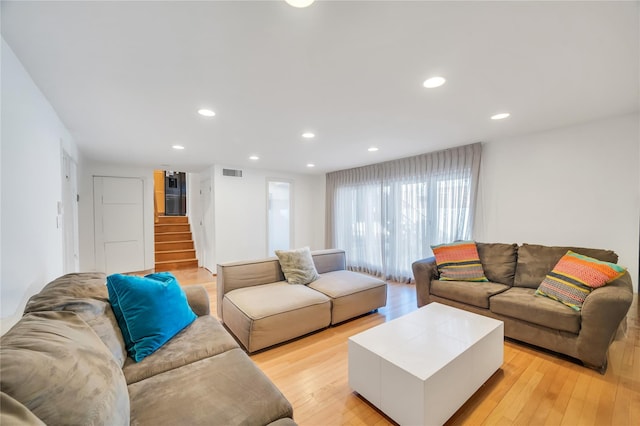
[0,273,296,425]
[217,249,388,352]
[412,243,634,373]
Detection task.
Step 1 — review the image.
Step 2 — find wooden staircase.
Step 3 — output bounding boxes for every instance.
[154,216,198,272]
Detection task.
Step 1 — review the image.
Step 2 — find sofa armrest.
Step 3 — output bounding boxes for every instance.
[412,257,439,307]
[577,271,633,370]
[183,285,210,317]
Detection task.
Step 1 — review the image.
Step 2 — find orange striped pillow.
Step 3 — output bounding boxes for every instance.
[431,241,488,282]
[536,251,626,311]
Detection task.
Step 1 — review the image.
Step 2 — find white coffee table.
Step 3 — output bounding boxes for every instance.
[348,303,503,426]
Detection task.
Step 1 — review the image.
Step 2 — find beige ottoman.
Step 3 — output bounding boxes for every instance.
[222,282,331,352]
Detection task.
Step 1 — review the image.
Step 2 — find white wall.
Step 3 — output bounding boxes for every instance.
[1,38,80,333]
[475,113,640,292]
[78,160,155,272]
[77,162,327,273]
[213,165,325,265]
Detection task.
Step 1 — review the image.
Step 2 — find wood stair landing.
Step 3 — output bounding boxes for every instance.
[154,216,198,272]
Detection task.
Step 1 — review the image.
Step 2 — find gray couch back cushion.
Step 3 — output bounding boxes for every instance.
[476,243,518,286]
[0,311,130,425]
[218,259,286,292]
[23,272,127,367]
[513,244,619,289]
[310,249,347,274]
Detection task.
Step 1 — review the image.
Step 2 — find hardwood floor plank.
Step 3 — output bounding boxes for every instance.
[173,267,640,426]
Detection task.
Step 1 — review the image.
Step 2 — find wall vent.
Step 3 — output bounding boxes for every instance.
[222,168,243,177]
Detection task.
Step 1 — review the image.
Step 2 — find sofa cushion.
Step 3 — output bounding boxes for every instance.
[308,270,387,324]
[128,348,294,426]
[0,392,45,425]
[513,244,618,289]
[123,315,240,384]
[490,287,581,334]
[535,251,626,311]
[432,240,488,282]
[431,280,510,309]
[275,246,320,285]
[308,270,385,298]
[23,272,127,367]
[107,272,197,362]
[225,281,330,320]
[477,243,518,286]
[223,282,331,352]
[0,311,130,425]
[311,249,347,274]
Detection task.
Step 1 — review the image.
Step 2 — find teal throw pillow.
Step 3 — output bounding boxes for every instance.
[106,272,196,362]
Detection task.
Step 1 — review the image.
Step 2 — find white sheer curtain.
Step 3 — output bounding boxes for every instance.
[326,143,482,282]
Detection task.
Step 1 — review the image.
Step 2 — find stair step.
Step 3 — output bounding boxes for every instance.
[154,215,197,270]
[155,232,192,242]
[155,249,196,262]
[155,259,198,272]
[155,223,190,233]
[156,215,189,224]
[155,240,194,251]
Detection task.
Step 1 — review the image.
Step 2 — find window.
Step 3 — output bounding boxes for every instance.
[327,143,481,282]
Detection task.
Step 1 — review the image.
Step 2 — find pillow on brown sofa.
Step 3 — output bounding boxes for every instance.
[535,251,626,311]
[431,240,488,282]
[514,244,618,289]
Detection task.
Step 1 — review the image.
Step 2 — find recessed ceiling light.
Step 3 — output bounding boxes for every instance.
[285,0,315,8]
[249,155,259,161]
[368,147,379,152]
[198,109,216,117]
[172,145,185,150]
[302,132,315,139]
[423,76,446,88]
[491,113,511,120]
[306,163,315,168]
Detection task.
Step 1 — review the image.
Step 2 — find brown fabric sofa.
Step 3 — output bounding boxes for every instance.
[0,273,296,426]
[217,249,388,352]
[412,243,634,373]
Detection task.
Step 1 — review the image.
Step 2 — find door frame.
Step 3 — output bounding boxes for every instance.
[266,178,294,256]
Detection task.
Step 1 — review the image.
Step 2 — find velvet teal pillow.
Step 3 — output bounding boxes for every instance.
[106,272,196,362]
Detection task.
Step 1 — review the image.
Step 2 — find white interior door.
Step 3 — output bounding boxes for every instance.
[94,176,145,274]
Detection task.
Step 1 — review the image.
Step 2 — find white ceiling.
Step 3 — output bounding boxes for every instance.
[2,1,638,174]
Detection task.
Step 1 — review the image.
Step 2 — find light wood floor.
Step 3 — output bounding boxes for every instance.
[173,268,640,426]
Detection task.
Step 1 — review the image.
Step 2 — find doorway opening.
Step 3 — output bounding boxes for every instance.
[267,179,293,256]
[154,170,187,217]
[152,170,198,271]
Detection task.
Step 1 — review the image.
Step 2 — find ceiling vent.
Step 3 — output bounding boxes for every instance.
[222,168,243,178]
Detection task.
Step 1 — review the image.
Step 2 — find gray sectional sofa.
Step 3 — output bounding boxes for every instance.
[217,249,388,352]
[0,273,295,425]
[412,243,634,372]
